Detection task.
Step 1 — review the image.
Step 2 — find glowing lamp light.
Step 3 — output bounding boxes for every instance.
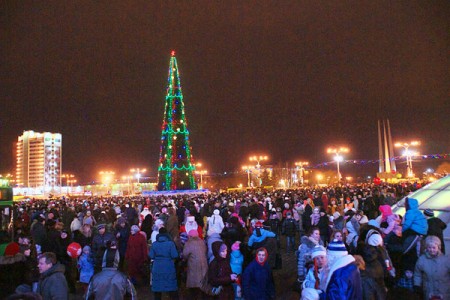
[334,155,344,162]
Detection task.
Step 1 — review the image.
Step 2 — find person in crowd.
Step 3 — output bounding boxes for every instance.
[318,240,362,300]
[78,245,94,293]
[242,247,276,300]
[297,227,323,284]
[346,210,363,252]
[180,216,204,239]
[83,211,96,227]
[149,227,179,300]
[30,215,47,253]
[55,229,76,294]
[282,211,298,253]
[151,219,165,243]
[207,209,225,236]
[230,241,244,299]
[92,224,116,273]
[85,245,137,299]
[182,229,208,298]
[36,252,68,300]
[248,221,276,249]
[221,216,246,248]
[413,235,450,300]
[310,207,320,227]
[360,231,388,299]
[424,209,447,254]
[402,198,428,270]
[302,245,328,290]
[208,241,236,300]
[141,213,154,241]
[115,217,130,270]
[125,225,148,285]
[302,198,313,233]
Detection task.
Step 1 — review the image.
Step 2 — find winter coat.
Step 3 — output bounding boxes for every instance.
[208,241,234,300]
[0,253,27,299]
[207,213,225,235]
[149,233,179,292]
[427,217,447,254]
[242,255,276,300]
[125,232,148,279]
[361,245,387,292]
[31,222,47,249]
[282,218,298,236]
[319,255,362,300]
[414,252,450,299]
[207,233,223,263]
[402,198,428,235]
[297,235,323,280]
[248,228,276,247]
[230,249,244,275]
[86,267,137,300]
[78,252,94,284]
[141,214,153,239]
[115,224,130,257]
[182,236,208,288]
[92,231,116,268]
[346,218,360,248]
[37,263,69,300]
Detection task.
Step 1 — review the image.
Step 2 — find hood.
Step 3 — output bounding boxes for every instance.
[231,250,243,258]
[406,198,419,210]
[212,241,226,259]
[379,205,392,218]
[156,233,172,242]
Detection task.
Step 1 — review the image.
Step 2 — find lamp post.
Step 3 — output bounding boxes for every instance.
[295,161,309,185]
[99,171,115,195]
[130,168,147,184]
[395,141,420,178]
[195,170,207,189]
[327,147,349,182]
[242,165,252,187]
[249,155,268,187]
[122,175,133,195]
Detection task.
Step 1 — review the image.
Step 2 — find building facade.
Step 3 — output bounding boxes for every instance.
[16,130,62,192]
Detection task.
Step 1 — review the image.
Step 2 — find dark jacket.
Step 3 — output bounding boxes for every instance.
[208,241,234,300]
[242,255,276,300]
[149,233,179,292]
[86,267,137,300]
[92,232,116,268]
[282,218,298,237]
[427,217,447,254]
[37,263,69,300]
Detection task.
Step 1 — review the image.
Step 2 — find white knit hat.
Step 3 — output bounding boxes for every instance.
[311,245,327,259]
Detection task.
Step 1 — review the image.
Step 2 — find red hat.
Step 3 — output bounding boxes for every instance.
[255,221,263,228]
[4,242,20,256]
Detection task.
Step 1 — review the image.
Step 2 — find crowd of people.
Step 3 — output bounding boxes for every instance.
[0,181,448,300]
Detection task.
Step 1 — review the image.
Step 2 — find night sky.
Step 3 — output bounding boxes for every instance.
[1,2,449,182]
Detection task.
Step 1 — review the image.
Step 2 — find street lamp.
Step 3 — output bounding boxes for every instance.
[195,170,207,189]
[327,147,350,182]
[61,174,75,186]
[295,161,309,185]
[242,165,252,187]
[99,171,115,195]
[122,175,133,195]
[249,155,269,187]
[395,141,420,178]
[130,168,147,184]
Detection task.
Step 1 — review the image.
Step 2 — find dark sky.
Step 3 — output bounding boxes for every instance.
[1,1,449,182]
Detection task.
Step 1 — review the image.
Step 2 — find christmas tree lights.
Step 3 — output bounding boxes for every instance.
[157,51,197,190]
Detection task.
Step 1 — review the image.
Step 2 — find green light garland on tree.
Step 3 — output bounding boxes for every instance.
[157,51,197,191]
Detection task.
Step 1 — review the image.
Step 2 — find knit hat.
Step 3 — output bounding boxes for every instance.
[131,225,140,234]
[327,240,348,258]
[379,205,392,218]
[213,209,220,215]
[424,209,434,217]
[117,217,126,225]
[188,229,198,237]
[367,234,383,247]
[311,245,327,259]
[231,241,241,251]
[301,288,320,300]
[97,224,106,230]
[255,221,263,228]
[4,242,20,256]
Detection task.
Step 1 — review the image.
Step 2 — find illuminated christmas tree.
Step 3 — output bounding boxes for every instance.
[157,51,197,191]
